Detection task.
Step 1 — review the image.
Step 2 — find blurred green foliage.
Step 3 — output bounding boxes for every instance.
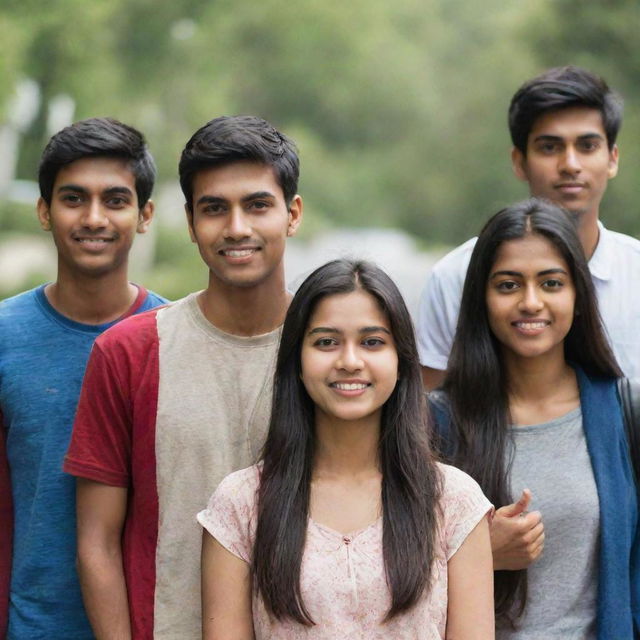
[1,0,639,299]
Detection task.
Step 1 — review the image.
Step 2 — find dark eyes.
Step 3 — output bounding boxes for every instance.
[362,337,385,347]
[537,140,600,154]
[494,279,564,292]
[311,336,386,348]
[314,337,337,347]
[60,194,129,207]
[107,197,129,207]
[61,194,82,204]
[577,140,600,152]
[496,280,519,292]
[538,142,559,154]
[202,204,225,214]
[201,201,271,214]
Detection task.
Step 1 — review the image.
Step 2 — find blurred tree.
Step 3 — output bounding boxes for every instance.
[1,0,638,299]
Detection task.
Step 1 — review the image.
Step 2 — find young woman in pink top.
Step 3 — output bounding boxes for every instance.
[198,259,494,639]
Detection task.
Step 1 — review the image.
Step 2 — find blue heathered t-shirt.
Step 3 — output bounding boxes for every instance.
[0,284,167,639]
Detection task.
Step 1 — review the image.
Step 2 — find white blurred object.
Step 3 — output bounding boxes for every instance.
[46,94,75,137]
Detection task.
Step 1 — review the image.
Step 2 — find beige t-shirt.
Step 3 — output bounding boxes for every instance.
[154,293,280,636]
[66,292,281,638]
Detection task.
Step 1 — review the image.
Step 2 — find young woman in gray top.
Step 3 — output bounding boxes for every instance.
[429,198,639,639]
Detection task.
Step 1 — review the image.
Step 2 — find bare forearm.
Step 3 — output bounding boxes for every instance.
[78,547,131,640]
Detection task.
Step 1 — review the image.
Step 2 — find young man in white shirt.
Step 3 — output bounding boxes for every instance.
[417,65,639,388]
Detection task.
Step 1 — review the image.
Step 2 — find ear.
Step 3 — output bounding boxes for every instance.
[136,200,155,234]
[36,197,51,231]
[286,195,303,238]
[185,203,197,243]
[511,147,528,183]
[607,144,619,179]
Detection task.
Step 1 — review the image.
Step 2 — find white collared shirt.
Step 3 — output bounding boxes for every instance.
[417,222,640,377]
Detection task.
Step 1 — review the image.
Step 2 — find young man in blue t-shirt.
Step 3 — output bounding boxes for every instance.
[0,118,167,638]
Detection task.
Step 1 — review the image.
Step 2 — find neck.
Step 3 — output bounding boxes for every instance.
[503,348,571,399]
[313,412,381,477]
[503,348,579,424]
[198,270,290,336]
[47,263,138,325]
[576,210,600,260]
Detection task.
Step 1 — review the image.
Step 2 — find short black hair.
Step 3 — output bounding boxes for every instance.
[38,117,156,209]
[508,66,623,154]
[179,115,299,211]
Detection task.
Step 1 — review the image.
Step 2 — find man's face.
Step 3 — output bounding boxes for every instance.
[37,157,153,279]
[186,161,302,290]
[512,106,618,221]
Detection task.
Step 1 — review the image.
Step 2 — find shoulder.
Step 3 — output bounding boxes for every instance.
[0,289,41,351]
[602,227,640,254]
[598,227,640,274]
[0,287,38,318]
[430,237,477,281]
[214,465,261,501]
[436,463,492,558]
[437,462,485,499]
[94,306,163,354]
[139,289,170,310]
[437,462,493,521]
[198,466,260,564]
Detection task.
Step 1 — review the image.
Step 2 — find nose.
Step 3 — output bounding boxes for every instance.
[559,146,581,175]
[336,342,364,372]
[518,284,544,314]
[224,208,252,241]
[81,199,108,230]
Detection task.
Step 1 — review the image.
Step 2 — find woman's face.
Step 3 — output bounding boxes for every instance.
[486,233,576,363]
[300,288,399,425]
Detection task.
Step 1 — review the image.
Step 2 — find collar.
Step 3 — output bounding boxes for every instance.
[588,220,612,282]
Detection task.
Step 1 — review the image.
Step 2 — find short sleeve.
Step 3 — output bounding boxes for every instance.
[416,240,474,370]
[64,312,160,486]
[439,463,493,560]
[197,466,260,565]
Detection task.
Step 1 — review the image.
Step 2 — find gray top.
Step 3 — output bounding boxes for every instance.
[497,407,599,640]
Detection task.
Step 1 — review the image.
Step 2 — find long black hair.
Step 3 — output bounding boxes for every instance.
[253,258,442,624]
[444,198,621,623]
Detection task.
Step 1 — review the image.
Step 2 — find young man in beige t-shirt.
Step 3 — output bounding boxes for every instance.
[64,116,303,639]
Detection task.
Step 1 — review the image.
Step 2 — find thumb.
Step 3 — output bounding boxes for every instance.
[496,488,531,518]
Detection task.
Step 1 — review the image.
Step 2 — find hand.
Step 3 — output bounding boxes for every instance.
[490,489,544,571]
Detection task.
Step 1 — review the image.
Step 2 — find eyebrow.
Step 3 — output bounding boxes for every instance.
[195,191,276,207]
[490,268,568,279]
[307,325,392,336]
[57,184,133,197]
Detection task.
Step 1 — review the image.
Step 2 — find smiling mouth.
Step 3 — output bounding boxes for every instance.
[75,237,114,243]
[513,321,549,329]
[218,248,259,257]
[330,382,371,390]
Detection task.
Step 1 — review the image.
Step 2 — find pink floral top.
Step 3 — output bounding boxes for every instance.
[197,462,492,639]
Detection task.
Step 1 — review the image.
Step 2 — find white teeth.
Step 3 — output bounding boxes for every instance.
[515,322,547,329]
[223,249,254,257]
[333,382,368,390]
[77,238,110,243]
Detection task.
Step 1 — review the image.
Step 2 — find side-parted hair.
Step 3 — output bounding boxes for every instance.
[508,66,623,154]
[444,198,621,623]
[253,259,442,625]
[178,115,299,211]
[38,117,156,209]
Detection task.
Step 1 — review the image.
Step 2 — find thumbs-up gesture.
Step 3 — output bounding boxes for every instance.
[490,489,545,570]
